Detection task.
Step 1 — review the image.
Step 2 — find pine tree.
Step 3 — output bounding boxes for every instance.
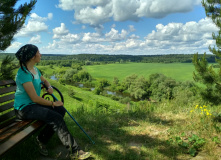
[0,55,17,80]
[0,0,37,51]
[193,0,221,104]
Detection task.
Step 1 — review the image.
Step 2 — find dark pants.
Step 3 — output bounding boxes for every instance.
[15,104,80,153]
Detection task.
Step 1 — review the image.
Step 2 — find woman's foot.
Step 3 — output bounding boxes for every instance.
[35,136,48,156]
[70,150,91,160]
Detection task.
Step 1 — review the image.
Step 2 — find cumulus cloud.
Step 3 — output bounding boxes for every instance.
[53,23,69,39]
[42,17,217,55]
[15,13,52,37]
[5,42,22,52]
[29,35,42,44]
[140,17,218,54]
[82,32,102,42]
[57,0,201,27]
[60,33,81,43]
[105,28,128,41]
[145,18,218,45]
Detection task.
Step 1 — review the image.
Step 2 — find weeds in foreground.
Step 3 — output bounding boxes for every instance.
[167,133,206,157]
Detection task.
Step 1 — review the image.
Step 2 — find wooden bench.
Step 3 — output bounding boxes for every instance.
[0,80,45,156]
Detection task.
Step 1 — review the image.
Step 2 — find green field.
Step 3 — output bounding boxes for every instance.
[84,63,196,82]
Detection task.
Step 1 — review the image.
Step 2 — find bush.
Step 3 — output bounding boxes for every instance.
[68,89,75,98]
[149,73,177,101]
[119,97,131,104]
[73,70,92,82]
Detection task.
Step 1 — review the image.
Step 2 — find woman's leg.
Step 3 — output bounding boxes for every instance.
[16,104,80,152]
[38,105,66,144]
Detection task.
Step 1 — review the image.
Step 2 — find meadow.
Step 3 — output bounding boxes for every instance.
[2,62,221,160]
[84,63,196,82]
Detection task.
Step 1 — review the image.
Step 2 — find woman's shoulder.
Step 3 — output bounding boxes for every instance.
[16,67,30,77]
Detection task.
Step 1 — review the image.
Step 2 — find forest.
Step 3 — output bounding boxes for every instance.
[0,53,217,64]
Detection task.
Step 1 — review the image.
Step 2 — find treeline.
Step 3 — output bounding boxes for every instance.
[0,53,217,63]
[41,54,217,63]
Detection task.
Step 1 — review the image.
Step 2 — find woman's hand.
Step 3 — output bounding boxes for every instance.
[47,87,53,94]
[53,101,63,107]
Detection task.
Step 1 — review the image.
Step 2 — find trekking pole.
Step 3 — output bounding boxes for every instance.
[41,82,95,144]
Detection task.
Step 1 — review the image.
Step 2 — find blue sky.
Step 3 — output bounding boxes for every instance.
[4,0,219,55]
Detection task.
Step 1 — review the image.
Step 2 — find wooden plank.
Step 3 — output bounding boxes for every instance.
[0,102,14,112]
[0,110,15,123]
[0,86,16,95]
[0,118,16,130]
[0,94,15,104]
[0,121,17,133]
[0,120,44,156]
[0,120,34,143]
[0,80,15,87]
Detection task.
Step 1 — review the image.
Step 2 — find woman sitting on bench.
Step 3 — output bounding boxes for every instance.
[14,44,91,160]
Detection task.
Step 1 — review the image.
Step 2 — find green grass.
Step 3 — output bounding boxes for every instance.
[84,63,196,82]
[2,80,221,160]
[2,64,221,160]
[37,65,66,76]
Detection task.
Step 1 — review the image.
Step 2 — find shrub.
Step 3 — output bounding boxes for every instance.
[119,97,131,104]
[68,89,75,98]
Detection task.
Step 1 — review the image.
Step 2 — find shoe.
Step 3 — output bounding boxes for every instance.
[35,136,48,156]
[70,150,91,160]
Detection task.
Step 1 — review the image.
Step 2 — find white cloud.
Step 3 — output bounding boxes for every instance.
[40,17,217,55]
[29,35,41,44]
[128,25,136,32]
[141,17,218,54]
[53,23,69,39]
[15,13,51,37]
[60,33,81,43]
[74,5,112,26]
[105,28,128,41]
[57,0,201,27]
[82,32,102,42]
[48,13,53,20]
[4,42,22,53]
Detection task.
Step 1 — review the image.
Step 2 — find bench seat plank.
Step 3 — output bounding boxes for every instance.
[0,120,44,156]
[0,120,39,142]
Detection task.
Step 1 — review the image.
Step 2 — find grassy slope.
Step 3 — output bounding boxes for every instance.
[2,64,221,160]
[84,63,195,82]
[3,79,221,160]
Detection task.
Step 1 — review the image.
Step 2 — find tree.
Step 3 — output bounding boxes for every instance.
[128,76,150,100]
[0,0,36,80]
[0,55,17,80]
[0,0,37,51]
[193,0,221,104]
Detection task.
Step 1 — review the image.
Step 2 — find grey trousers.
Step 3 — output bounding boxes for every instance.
[15,104,80,153]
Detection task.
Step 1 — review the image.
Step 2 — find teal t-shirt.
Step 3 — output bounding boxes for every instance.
[14,66,42,110]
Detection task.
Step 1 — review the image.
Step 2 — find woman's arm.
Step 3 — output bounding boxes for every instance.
[40,76,53,94]
[23,82,63,107]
